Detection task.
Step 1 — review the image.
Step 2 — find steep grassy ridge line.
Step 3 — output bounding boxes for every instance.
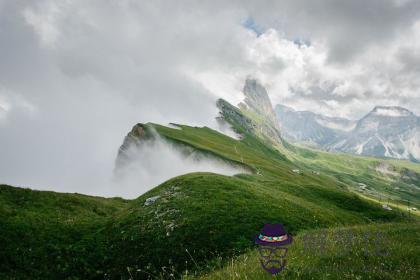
[152,123,324,183]
[188,222,420,280]
[153,123,420,207]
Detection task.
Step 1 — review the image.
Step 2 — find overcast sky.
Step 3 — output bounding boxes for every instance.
[1,0,420,196]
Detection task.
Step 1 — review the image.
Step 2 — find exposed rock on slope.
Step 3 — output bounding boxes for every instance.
[216,99,257,136]
[115,123,154,168]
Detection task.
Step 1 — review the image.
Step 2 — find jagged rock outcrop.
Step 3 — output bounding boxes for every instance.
[216,99,257,135]
[115,123,154,168]
[217,79,283,146]
[241,79,280,130]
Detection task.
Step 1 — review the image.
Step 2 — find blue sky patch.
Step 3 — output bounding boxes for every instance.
[242,17,265,37]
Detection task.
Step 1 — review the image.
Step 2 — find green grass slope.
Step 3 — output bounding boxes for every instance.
[188,222,420,280]
[104,171,407,279]
[0,185,129,278]
[1,123,419,279]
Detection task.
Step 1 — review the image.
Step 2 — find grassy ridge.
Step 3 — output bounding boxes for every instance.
[154,124,420,207]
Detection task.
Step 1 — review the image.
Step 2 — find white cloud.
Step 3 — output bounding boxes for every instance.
[22,1,63,48]
[0,94,11,119]
[0,87,37,123]
[0,0,419,196]
[115,132,247,198]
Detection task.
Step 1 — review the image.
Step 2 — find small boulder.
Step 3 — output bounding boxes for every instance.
[144,195,161,206]
[382,204,392,211]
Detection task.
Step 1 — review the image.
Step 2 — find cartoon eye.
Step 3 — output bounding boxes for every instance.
[274,248,288,258]
[258,247,274,258]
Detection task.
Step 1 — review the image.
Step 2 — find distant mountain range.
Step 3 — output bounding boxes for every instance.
[117,77,420,164]
[275,104,356,146]
[276,104,420,162]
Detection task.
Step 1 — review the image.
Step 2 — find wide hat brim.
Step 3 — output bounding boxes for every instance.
[254,234,293,246]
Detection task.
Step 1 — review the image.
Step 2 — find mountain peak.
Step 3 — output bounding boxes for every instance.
[242,78,274,115]
[217,79,283,146]
[370,106,415,118]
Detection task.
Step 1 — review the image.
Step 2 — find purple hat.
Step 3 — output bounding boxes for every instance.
[255,224,293,246]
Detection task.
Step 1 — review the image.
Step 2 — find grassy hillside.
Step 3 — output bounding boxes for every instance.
[103,171,406,279]
[2,122,419,279]
[187,222,420,280]
[0,185,129,278]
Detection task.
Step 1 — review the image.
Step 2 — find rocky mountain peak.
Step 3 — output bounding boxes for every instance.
[217,79,283,146]
[356,106,418,134]
[242,78,276,120]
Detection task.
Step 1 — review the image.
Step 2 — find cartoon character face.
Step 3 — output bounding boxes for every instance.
[255,224,292,274]
[257,246,288,275]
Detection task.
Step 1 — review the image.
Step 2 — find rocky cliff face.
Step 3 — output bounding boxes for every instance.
[217,79,283,146]
[216,99,257,135]
[115,123,155,169]
[241,79,280,130]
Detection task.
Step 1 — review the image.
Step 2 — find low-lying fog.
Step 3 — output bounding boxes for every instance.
[114,133,247,199]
